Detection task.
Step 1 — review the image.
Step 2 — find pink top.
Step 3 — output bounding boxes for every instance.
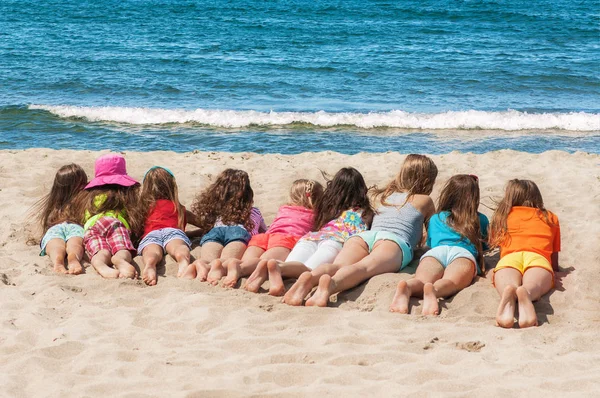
[267,205,314,237]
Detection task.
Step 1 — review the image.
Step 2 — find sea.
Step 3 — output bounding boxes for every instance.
[1,0,599,154]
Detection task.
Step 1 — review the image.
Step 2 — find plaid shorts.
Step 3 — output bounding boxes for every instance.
[84,216,135,257]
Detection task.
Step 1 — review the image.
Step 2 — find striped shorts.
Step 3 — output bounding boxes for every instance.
[137,228,191,255]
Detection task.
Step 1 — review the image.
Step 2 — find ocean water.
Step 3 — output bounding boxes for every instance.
[1,0,599,154]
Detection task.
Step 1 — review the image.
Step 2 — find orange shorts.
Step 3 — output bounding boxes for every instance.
[248,233,299,251]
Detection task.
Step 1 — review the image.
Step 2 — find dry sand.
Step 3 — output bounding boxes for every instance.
[1,148,599,397]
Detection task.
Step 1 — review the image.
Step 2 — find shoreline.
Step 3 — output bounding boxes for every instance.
[1,148,599,396]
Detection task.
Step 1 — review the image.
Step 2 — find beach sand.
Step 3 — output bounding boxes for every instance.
[1,148,599,397]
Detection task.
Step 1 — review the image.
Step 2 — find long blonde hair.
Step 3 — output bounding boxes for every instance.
[140,167,185,229]
[489,179,552,248]
[34,164,88,234]
[288,179,323,209]
[373,154,438,205]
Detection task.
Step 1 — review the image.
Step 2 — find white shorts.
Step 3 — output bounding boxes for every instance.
[285,239,343,270]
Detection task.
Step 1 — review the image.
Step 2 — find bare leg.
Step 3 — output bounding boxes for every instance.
[65,237,84,274]
[244,259,269,292]
[494,268,522,328]
[141,244,163,286]
[112,250,137,279]
[199,241,224,282]
[165,239,191,277]
[91,249,120,279]
[306,241,403,307]
[283,237,370,306]
[423,257,475,316]
[391,257,445,314]
[517,267,553,328]
[45,239,68,274]
[206,241,247,285]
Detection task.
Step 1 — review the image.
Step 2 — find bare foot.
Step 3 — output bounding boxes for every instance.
[66,253,83,275]
[305,274,334,307]
[142,264,157,286]
[53,262,68,274]
[496,285,517,328]
[177,260,190,278]
[267,260,285,296]
[93,263,120,279]
[421,283,439,316]
[389,280,411,314]
[516,286,538,328]
[207,259,225,286]
[244,260,268,293]
[114,260,137,279]
[180,263,197,279]
[222,261,241,288]
[192,260,209,281]
[282,272,315,306]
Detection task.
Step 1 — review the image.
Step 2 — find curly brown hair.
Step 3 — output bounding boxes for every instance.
[312,167,374,231]
[437,174,485,272]
[191,169,254,235]
[34,163,89,235]
[140,167,185,230]
[84,184,144,240]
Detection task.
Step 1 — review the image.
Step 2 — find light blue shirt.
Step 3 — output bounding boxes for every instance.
[426,211,489,259]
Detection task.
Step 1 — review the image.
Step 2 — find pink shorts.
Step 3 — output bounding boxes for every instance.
[84,217,135,257]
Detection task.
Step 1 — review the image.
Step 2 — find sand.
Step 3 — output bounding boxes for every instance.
[1,148,599,397]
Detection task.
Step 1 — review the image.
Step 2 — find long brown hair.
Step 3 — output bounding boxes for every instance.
[490,179,552,248]
[140,167,185,229]
[288,179,323,209]
[312,167,373,231]
[191,169,254,234]
[84,184,143,239]
[373,154,438,205]
[437,174,484,268]
[34,163,88,234]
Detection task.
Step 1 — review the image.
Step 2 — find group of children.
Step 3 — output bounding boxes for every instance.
[35,153,561,329]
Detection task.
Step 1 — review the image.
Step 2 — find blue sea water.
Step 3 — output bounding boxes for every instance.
[0,0,599,154]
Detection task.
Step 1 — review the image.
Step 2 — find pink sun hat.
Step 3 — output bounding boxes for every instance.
[85,153,139,189]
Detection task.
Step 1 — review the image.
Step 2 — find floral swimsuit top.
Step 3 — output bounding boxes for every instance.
[302,208,368,244]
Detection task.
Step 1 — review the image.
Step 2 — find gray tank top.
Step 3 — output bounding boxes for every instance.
[371,192,424,249]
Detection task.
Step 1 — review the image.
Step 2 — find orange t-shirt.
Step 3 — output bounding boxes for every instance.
[499,206,560,263]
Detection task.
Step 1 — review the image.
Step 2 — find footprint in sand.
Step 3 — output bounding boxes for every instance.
[454,341,485,352]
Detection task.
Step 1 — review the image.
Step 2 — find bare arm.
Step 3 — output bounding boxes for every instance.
[185,210,204,238]
[551,252,559,272]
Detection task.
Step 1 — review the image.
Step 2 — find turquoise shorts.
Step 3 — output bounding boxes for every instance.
[354,230,413,270]
[40,222,85,256]
[420,245,479,275]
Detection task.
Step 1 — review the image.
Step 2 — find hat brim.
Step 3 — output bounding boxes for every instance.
[85,175,139,189]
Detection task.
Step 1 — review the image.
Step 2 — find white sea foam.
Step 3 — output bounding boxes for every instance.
[30,105,600,131]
